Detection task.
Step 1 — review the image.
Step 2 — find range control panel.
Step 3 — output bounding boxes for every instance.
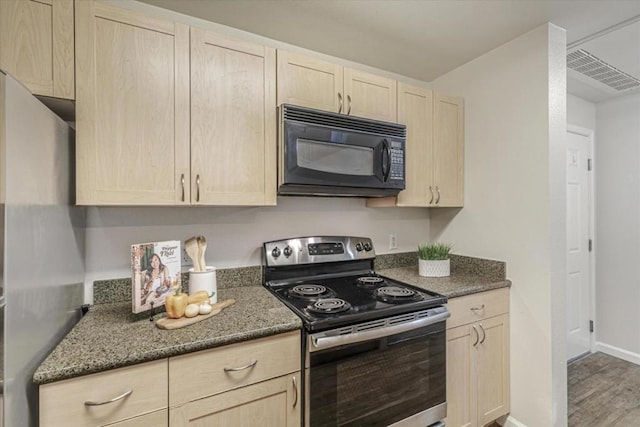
[264,236,375,267]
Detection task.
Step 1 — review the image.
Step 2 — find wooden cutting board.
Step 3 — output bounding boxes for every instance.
[155,299,236,330]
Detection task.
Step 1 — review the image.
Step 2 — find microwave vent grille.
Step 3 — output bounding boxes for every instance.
[283,104,406,138]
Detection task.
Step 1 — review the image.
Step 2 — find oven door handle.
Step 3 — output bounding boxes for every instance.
[310,310,450,352]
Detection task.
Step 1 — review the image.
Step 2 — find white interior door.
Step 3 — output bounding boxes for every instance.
[566,126,593,361]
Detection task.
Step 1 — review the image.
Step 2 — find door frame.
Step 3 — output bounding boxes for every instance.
[566,124,596,358]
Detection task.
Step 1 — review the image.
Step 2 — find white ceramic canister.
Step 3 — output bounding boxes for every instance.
[188,266,217,304]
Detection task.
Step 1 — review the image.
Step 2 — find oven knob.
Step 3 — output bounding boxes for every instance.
[283,246,292,257]
[271,247,281,258]
[355,242,364,252]
[363,242,372,251]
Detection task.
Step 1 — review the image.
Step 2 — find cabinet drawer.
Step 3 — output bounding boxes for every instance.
[39,359,168,427]
[169,331,301,406]
[107,409,167,427]
[446,288,509,329]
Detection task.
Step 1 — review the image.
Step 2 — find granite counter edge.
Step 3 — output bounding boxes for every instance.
[33,320,302,386]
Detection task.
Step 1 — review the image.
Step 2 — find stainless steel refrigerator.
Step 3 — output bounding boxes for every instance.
[1,71,85,426]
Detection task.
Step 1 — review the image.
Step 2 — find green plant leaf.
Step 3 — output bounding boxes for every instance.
[417,242,452,260]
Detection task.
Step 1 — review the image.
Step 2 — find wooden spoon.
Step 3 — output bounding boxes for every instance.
[184,236,200,271]
[197,235,207,271]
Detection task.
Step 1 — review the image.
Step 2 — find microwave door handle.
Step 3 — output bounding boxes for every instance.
[382,139,392,182]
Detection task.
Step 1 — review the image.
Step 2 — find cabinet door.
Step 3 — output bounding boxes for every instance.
[396,83,433,207]
[276,50,343,113]
[190,28,276,206]
[0,0,74,99]
[344,68,397,122]
[433,93,464,207]
[170,373,301,427]
[446,324,476,427]
[477,314,510,426]
[75,1,190,205]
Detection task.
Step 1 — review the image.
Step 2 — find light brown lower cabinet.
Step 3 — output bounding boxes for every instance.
[39,331,302,427]
[169,372,301,426]
[108,410,168,427]
[446,289,510,427]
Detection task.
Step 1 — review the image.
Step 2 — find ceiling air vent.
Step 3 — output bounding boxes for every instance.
[567,49,640,92]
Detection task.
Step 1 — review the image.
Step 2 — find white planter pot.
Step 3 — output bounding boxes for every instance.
[418,259,450,277]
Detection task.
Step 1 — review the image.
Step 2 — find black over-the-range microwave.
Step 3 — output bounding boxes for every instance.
[278,104,406,197]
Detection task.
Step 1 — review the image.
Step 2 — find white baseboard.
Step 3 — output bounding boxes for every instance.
[595,342,640,366]
[502,415,528,427]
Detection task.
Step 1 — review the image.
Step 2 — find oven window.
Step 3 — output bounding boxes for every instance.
[309,323,446,427]
[297,138,373,176]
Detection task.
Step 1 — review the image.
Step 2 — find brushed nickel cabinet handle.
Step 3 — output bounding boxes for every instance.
[224,360,258,372]
[338,92,343,114]
[435,186,441,204]
[292,376,298,408]
[470,304,485,312]
[472,325,479,347]
[479,324,486,344]
[180,174,185,202]
[347,94,352,115]
[429,186,434,205]
[196,174,200,203]
[84,389,133,406]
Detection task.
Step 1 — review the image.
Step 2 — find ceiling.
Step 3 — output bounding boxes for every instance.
[139,0,640,103]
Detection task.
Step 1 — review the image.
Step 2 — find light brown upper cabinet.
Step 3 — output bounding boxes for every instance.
[433,92,464,207]
[190,28,276,206]
[75,1,190,205]
[396,83,433,206]
[368,86,464,208]
[277,51,397,122]
[0,0,74,99]
[75,1,276,206]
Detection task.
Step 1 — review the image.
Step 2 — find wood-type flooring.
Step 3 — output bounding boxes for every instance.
[569,352,640,426]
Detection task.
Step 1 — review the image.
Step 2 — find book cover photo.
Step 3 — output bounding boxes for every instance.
[131,240,182,313]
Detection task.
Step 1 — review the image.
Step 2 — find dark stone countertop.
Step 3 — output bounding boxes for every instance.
[33,253,509,386]
[33,286,301,385]
[377,266,511,298]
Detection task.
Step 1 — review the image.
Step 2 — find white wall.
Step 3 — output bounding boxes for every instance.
[567,94,596,130]
[594,92,640,361]
[430,24,567,426]
[84,197,429,302]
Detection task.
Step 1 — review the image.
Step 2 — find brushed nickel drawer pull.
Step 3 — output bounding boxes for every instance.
[292,376,298,408]
[84,389,133,406]
[470,304,485,312]
[224,360,258,372]
[479,324,486,344]
[429,186,434,204]
[338,92,343,114]
[347,94,352,115]
[472,325,479,347]
[435,186,441,204]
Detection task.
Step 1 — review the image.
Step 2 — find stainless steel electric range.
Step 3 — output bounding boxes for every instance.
[263,236,450,427]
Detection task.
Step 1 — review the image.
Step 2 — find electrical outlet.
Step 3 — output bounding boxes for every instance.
[389,234,398,250]
[181,248,193,268]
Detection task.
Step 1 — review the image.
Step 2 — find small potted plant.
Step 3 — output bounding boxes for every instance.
[417,242,452,277]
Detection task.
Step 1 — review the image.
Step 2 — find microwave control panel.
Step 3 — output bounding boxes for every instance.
[390,141,404,181]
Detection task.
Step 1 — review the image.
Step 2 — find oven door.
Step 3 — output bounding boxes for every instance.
[306,309,448,427]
